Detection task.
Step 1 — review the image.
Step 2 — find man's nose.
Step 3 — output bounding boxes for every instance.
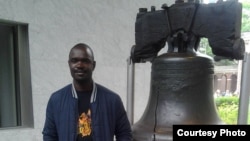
[76,61,85,67]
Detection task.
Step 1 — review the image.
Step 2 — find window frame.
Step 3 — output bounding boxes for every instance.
[0,19,33,129]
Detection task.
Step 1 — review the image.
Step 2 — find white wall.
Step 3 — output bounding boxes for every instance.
[0,0,174,140]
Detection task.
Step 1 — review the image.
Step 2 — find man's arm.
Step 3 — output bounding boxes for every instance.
[42,97,58,141]
[114,96,133,141]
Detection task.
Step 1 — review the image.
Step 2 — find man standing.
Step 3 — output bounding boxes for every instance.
[42,43,132,141]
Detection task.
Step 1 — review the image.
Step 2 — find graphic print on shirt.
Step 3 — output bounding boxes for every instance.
[78,109,91,137]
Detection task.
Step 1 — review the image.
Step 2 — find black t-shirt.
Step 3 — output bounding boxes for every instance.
[76,90,93,141]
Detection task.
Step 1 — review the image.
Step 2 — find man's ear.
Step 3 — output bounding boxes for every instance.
[93,61,96,70]
[68,60,70,67]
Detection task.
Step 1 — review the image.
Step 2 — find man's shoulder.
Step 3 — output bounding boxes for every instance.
[50,84,72,97]
[95,83,122,100]
[96,83,116,95]
[46,84,73,109]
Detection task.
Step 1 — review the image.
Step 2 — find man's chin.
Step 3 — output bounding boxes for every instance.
[74,78,89,84]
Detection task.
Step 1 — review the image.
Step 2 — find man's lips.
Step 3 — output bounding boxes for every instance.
[76,72,84,75]
[74,71,87,76]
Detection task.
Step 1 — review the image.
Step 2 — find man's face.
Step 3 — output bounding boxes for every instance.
[68,47,95,83]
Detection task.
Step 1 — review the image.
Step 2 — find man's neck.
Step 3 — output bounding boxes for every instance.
[73,80,93,92]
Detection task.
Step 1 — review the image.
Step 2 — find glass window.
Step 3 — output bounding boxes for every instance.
[0,20,33,128]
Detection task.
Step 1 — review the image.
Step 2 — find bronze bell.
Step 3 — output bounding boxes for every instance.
[132,50,224,141]
[130,1,244,141]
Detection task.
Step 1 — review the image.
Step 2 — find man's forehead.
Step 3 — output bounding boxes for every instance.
[69,47,94,59]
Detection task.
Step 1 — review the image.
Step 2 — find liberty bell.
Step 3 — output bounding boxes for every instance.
[129,0,245,141]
